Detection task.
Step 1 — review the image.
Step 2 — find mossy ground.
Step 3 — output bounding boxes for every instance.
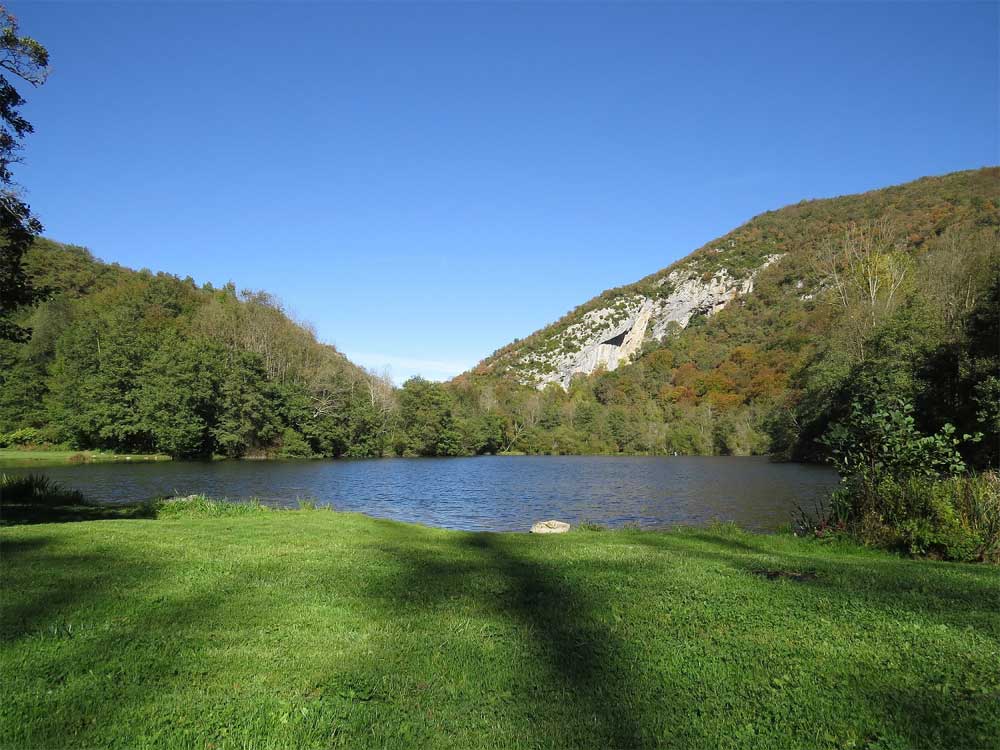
[1,505,998,749]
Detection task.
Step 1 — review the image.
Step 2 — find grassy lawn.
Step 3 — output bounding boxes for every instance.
[1,508,998,749]
[0,448,171,468]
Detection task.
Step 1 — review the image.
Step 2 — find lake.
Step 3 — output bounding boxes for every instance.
[3,455,838,532]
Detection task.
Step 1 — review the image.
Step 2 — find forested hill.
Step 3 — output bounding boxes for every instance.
[2,168,998,463]
[448,167,999,462]
[0,240,396,458]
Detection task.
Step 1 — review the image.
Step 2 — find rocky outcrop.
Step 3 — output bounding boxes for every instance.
[648,267,760,339]
[515,255,783,389]
[566,299,653,382]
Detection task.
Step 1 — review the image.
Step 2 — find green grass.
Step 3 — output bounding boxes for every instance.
[0,448,171,468]
[1,509,998,749]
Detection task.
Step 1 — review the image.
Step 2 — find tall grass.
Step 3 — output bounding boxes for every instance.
[154,495,272,518]
[826,471,1000,562]
[0,474,86,506]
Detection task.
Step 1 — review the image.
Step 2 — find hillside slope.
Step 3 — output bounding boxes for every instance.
[441,168,998,460]
[473,168,999,389]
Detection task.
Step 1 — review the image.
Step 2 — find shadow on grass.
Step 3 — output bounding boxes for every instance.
[0,536,47,561]
[0,534,161,643]
[609,529,1000,748]
[465,533,650,745]
[364,523,667,747]
[0,500,157,526]
[0,531,287,748]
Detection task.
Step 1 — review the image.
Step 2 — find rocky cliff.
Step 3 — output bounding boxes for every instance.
[482,252,784,389]
[521,256,783,388]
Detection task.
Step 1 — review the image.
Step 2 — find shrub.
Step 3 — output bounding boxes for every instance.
[838,474,992,561]
[0,427,43,448]
[821,399,974,485]
[951,472,1000,562]
[819,398,994,560]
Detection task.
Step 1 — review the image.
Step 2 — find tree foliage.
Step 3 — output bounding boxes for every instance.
[0,6,48,342]
[0,241,400,458]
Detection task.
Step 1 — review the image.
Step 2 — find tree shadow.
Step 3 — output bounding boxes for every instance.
[0,536,47,561]
[5,517,997,749]
[1,534,162,642]
[7,522,635,748]
[634,530,1000,634]
[463,532,650,745]
[2,535,179,748]
[361,524,679,747]
[0,500,157,526]
[1,530,292,748]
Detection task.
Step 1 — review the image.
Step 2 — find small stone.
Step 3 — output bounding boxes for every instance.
[531,520,570,534]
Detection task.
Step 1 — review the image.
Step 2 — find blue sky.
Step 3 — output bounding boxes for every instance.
[12,1,999,382]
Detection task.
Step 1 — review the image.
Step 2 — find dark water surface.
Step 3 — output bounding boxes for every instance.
[4,456,837,532]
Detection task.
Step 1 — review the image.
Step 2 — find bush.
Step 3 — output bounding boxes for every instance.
[818,398,994,561]
[822,399,974,484]
[951,472,1000,562]
[0,474,86,506]
[0,427,43,448]
[837,473,999,561]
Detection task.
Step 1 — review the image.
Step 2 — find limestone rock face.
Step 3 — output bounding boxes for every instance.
[531,520,571,534]
[513,255,783,389]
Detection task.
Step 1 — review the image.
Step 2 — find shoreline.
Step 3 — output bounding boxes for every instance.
[0,448,171,467]
[0,447,806,469]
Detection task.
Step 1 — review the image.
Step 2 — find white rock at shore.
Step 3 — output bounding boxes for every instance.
[531,520,571,534]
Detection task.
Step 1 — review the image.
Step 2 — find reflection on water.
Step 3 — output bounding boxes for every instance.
[3,456,838,532]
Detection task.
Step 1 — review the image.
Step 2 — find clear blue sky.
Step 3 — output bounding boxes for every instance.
[13,1,999,382]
